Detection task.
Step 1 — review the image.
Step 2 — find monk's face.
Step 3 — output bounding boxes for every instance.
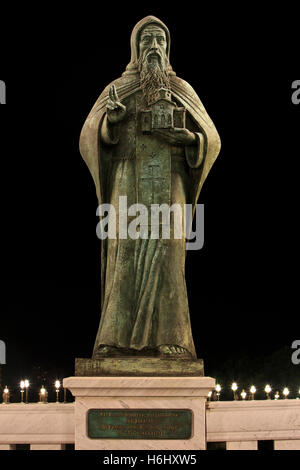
[139,25,167,70]
[138,24,170,105]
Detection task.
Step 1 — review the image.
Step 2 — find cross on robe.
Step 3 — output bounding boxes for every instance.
[140,164,166,204]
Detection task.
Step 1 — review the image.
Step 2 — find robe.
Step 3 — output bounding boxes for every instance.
[79,16,221,359]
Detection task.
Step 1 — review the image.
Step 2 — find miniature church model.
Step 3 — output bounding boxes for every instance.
[141,88,186,133]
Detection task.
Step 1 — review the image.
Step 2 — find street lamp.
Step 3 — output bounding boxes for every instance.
[231,382,238,400]
[39,385,48,404]
[283,387,290,399]
[264,384,272,400]
[241,389,247,400]
[274,391,280,400]
[2,386,10,404]
[24,379,29,403]
[20,380,25,403]
[215,384,221,401]
[55,380,61,403]
[250,385,256,400]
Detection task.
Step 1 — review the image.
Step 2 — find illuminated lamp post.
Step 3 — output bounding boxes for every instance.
[264,384,272,400]
[250,385,256,400]
[231,382,238,401]
[55,380,61,403]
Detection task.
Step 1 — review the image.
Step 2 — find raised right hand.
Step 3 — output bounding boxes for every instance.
[106,85,126,124]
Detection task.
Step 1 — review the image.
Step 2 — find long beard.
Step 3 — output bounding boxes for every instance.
[138,51,170,106]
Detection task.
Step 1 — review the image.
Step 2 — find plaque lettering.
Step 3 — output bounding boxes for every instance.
[88,409,192,439]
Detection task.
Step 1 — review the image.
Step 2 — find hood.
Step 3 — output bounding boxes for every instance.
[123,15,175,76]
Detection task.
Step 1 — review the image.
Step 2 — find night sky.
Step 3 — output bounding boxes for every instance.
[1,4,299,402]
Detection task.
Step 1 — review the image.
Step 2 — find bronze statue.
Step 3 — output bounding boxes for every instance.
[79,16,221,361]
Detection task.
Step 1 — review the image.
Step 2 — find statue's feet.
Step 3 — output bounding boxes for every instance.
[93,345,119,358]
[158,345,192,359]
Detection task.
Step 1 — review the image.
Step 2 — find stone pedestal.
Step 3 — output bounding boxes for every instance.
[75,357,204,377]
[63,376,215,450]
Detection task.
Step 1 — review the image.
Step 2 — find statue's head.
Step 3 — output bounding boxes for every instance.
[124,16,174,104]
[138,24,168,73]
[136,20,171,105]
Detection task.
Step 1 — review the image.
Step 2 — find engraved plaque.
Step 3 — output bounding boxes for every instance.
[88,409,192,439]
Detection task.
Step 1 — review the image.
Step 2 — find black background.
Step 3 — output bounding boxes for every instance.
[0,3,299,402]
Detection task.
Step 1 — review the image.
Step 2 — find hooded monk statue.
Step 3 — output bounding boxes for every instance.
[79,16,221,363]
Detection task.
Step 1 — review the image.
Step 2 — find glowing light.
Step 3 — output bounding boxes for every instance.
[55,380,61,403]
[55,380,61,390]
[2,386,10,404]
[264,384,272,395]
[39,385,48,404]
[283,387,290,398]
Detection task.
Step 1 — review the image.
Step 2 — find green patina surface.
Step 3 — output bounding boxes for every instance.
[79,16,221,368]
[88,409,192,439]
[75,357,204,376]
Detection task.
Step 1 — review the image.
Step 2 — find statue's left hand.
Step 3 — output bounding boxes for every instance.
[152,128,197,146]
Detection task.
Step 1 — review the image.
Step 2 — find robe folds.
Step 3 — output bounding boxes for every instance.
[79,16,221,358]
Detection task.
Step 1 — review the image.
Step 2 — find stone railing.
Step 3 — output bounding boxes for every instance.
[0,403,74,450]
[206,399,300,450]
[1,399,300,450]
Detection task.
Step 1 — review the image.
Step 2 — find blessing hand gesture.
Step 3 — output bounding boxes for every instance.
[106,85,126,124]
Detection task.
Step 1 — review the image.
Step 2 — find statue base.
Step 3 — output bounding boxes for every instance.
[75,357,204,377]
[63,375,215,450]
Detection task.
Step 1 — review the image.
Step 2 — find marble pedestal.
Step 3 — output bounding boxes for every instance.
[63,376,215,450]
